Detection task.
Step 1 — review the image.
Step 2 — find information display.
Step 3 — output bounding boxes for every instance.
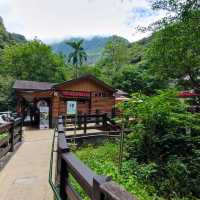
[67,101,77,115]
[39,106,49,129]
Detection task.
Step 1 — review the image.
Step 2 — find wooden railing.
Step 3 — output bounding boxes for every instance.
[55,116,136,200]
[63,113,121,133]
[0,118,23,160]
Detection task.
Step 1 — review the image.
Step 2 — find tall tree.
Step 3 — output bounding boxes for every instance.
[66,39,87,78]
[147,0,200,91]
[0,40,70,83]
[102,36,129,70]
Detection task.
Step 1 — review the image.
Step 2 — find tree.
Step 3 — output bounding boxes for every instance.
[0,40,71,83]
[147,0,200,91]
[0,16,26,50]
[0,75,14,111]
[101,35,129,69]
[113,65,167,95]
[66,39,87,78]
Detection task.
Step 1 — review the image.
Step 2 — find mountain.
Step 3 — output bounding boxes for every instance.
[0,16,26,49]
[50,36,114,64]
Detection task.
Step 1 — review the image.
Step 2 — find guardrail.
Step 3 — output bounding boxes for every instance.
[0,118,23,160]
[54,116,136,200]
[63,113,121,133]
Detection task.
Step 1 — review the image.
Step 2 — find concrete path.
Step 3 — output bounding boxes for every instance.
[0,128,54,200]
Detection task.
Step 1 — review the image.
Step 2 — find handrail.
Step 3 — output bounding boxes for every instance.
[0,118,23,162]
[55,115,136,200]
[48,126,62,200]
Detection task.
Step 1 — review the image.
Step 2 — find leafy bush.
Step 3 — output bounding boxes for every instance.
[75,142,162,200]
[119,89,200,199]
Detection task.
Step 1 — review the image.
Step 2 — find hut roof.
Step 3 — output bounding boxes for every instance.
[13,80,55,91]
[13,74,115,92]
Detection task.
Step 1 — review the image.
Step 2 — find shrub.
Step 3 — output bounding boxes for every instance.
[119,89,200,199]
[75,142,162,200]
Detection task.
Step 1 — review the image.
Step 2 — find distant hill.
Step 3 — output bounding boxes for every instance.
[50,36,153,65]
[51,36,115,64]
[0,16,26,49]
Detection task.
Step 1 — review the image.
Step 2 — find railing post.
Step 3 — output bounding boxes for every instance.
[96,110,100,125]
[57,116,70,200]
[9,122,14,152]
[19,118,23,142]
[77,113,82,128]
[84,113,87,134]
[60,157,68,199]
[93,176,111,200]
[103,113,107,131]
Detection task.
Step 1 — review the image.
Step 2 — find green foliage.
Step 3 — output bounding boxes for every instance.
[75,142,162,200]
[101,35,129,69]
[148,0,200,91]
[0,132,8,140]
[0,39,72,111]
[0,75,14,111]
[151,0,199,21]
[147,18,200,91]
[0,40,71,82]
[113,65,167,95]
[0,17,25,50]
[119,90,200,199]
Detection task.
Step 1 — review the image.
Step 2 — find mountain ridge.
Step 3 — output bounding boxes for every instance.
[50,35,131,64]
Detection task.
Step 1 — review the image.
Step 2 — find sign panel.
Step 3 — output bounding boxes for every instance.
[39,106,49,129]
[67,101,77,115]
[37,100,49,129]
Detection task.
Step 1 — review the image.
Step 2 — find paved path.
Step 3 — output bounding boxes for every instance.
[0,129,54,200]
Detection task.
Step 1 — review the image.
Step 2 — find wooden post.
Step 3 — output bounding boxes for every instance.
[56,116,65,186]
[19,118,23,142]
[10,122,14,152]
[60,158,68,199]
[84,113,87,134]
[57,115,70,200]
[103,113,107,131]
[93,176,111,200]
[96,110,100,125]
[77,113,82,128]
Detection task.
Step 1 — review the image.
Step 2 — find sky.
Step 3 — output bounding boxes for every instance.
[0,0,165,43]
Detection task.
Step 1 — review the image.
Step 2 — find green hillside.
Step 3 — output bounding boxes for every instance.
[0,16,26,49]
[51,36,129,64]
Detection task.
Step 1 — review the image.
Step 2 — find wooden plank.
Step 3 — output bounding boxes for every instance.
[65,125,102,131]
[0,144,11,159]
[0,136,9,147]
[100,181,137,200]
[62,152,96,198]
[14,117,22,126]
[58,132,70,153]
[14,135,21,145]
[0,123,12,133]
[65,184,82,200]
[92,176,112,200]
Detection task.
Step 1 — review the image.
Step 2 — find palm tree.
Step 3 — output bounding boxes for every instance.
[66,39,87,78]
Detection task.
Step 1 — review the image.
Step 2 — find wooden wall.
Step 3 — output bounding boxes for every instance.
[91,96,115,114]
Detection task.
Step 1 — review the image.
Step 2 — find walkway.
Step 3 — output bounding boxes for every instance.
[0,128,54,200]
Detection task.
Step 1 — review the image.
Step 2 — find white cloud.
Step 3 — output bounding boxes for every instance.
[0,0,165,42]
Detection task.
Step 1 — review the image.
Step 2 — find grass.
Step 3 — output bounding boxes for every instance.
[0,132,8,141]
[73,141,163,200]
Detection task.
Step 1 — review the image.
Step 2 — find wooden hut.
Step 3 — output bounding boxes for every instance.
[13,74,116,127]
